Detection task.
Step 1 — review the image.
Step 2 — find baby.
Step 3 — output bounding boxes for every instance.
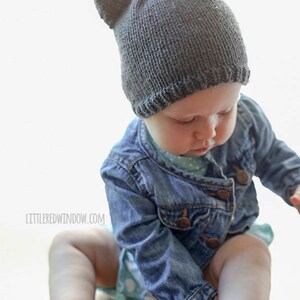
[49,1,300,299]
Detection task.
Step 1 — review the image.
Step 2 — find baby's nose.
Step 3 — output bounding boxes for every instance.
[194,118,217,140]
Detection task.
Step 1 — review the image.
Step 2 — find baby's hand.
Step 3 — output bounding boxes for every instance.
[290,185,300,214]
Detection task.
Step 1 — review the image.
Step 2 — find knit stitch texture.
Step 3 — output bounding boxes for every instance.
[95,0,250,117]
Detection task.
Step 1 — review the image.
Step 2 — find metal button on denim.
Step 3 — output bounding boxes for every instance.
[205,237,221,249]
[176,217,191,228]
[237,170,250,185]
[216,189,230,200]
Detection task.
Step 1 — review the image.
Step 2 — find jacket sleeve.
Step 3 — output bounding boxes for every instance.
[245,97,300,203]
[101,160,218,300]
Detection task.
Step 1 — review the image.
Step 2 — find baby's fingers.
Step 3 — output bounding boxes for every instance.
[290,186,300,214]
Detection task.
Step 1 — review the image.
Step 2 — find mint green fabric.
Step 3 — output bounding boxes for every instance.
[146,129,208,176]
[97,249,154,300]
[247,223,274,245]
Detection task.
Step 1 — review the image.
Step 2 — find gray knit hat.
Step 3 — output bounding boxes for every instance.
[95,0,250,118]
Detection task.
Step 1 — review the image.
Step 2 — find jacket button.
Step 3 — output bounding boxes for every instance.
[205,237,221,249]
[237,170,250,185]
[216,189,230,200]
[176,217,191,228]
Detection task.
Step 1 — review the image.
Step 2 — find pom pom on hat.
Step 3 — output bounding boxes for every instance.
[94,0,130,29]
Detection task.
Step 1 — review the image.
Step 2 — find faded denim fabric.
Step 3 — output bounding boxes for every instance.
[101,94,300,300]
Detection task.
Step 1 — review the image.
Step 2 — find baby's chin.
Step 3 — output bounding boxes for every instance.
[181,145,217,157]
[181,149,210,157]
[160,144,216,157]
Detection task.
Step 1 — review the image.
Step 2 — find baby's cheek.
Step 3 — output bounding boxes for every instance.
[217,118,236,144]
[158,137,187,156]
[215,128,231,145]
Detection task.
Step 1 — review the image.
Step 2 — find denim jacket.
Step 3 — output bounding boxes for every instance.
[101,94,300,299]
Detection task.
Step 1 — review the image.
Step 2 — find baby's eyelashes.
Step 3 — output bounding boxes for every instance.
[217,107,233,117]
[173,117,198,125]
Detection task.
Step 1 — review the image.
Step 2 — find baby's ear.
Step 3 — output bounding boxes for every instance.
[94,0,131,29]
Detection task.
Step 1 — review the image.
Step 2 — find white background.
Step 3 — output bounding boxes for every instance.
[0,0,299,299]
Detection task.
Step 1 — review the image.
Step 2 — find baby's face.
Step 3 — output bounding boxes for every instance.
[144,83,242,157]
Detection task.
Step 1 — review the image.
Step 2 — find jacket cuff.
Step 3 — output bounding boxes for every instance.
[187,282,218,300]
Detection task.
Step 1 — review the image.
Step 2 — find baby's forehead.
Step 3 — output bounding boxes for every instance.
[163,83,242,115]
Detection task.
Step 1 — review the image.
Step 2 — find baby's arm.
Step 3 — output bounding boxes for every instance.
[290,185,300,213]
[49,228,119,300]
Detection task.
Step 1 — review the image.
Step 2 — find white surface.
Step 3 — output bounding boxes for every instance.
[0,1,299,299]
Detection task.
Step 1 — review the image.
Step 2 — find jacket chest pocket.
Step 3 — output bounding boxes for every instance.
[158,205,211,236]
[158,204,233,268]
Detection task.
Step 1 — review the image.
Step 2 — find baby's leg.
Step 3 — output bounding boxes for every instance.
[205,233,271,300]
[49,228,120,300]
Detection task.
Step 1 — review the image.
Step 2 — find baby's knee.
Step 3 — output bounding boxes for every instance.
[49,227,115,257]
[209,234,271,282]
[228,234,271,265]
[237,234,271,265]
[49,229,75,255]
